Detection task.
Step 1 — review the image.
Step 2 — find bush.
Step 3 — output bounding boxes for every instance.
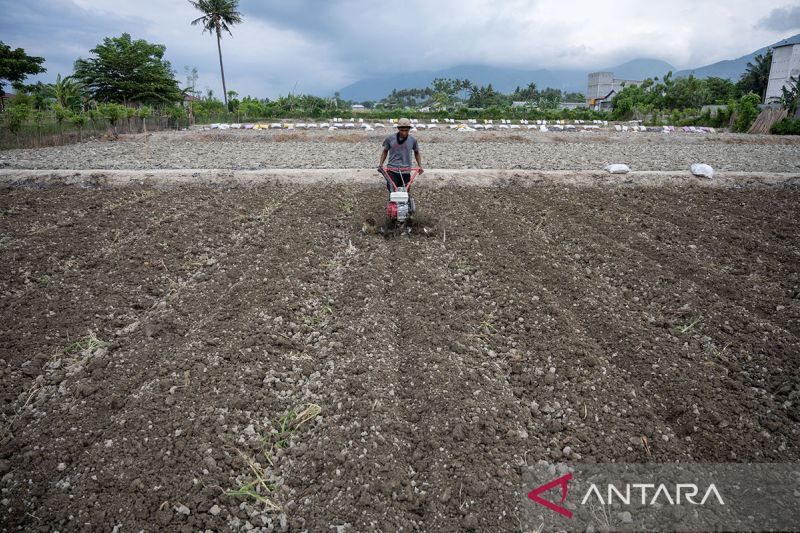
[733,93,761,133]
[770,118,800,135]
[97,103,127,134]
[6,103,32,135]
[166,105,187,129]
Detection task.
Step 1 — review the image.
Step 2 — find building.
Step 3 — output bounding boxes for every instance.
[586,72,642,109]
[182,94,199,108]
[558,102,587,110]
[351,104,366,112]
[0,92,15,111]
[765,35,800,103]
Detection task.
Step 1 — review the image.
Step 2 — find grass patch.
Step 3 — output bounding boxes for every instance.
[228,404,322,510]
[63,332,109,356]
[678,318,703,334]
[227,449,282,512]
[261,403,322,462]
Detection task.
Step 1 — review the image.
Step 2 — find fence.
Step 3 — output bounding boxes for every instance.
[0,113,191,150]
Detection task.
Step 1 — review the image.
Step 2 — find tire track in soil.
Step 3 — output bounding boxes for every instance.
[280,186,431,533]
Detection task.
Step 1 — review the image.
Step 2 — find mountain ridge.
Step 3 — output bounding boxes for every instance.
[338,34,799,101]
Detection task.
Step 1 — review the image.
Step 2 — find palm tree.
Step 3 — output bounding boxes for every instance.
[189,0,242,107]
[738,50,773,102]
[51,74,83,111]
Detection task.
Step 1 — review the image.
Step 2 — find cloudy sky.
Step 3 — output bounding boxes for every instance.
[3,0,800,98]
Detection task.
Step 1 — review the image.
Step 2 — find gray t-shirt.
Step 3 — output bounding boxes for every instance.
[382,133,419,170]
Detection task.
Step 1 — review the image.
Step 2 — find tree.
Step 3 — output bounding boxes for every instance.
[97,102,126,136]
[138,105,152,138]
[53,103,72,144]
[166,105,187,129]
[6,101,32,146]
[778,76,800,115]
[69,112,88,142]
[189,0,243,107]
[737,50,772,102]
[0,41,46,110]
[73,33,182,105]
[184,65,200,97]
[733,93,761,132]
[703,77,737,105]
[52,73,84,111]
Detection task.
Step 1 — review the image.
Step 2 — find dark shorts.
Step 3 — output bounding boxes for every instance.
[385,170,411,191]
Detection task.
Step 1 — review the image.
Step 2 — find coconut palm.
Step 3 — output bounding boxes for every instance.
[738,50,772,102]
[189,0,242,107]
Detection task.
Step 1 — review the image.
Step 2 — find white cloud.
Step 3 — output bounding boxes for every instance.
[3,0,798,97]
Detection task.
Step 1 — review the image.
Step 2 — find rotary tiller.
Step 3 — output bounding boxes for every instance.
[378,166,421,233]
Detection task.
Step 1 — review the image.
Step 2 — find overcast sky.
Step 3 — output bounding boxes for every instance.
[2,0,800,98]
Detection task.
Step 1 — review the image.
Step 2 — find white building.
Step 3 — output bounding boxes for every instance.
[586,72,642,109]
[765,35,800,103]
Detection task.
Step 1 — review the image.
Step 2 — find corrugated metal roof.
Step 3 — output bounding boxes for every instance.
[773,34,800,48]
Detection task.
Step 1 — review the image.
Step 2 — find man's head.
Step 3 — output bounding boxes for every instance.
[397,117,411,139]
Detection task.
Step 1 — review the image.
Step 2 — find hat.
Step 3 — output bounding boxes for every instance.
[396,118,411,128]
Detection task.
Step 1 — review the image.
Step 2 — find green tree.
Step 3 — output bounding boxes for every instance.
[703,77,737,104]
[511,83,538,101]
[189,0,243,107]
[97,102,126,135]
[733,93,761,132]
[73,33,182,105]
[166,105,187,129]
[53,103,73,144]
[664,75,708,110]
[737,51,772,101]
[0,41,46,110]
[69,112,88,142]
[138,105,152,137]
[6,101,32,145]
[124,106,137,133]
[777,76,800,115]
[52,73,84,111]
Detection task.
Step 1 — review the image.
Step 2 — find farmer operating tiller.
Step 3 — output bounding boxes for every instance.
[378,118,423,235]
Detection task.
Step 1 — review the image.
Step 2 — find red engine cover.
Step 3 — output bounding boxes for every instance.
[386,202,398,219]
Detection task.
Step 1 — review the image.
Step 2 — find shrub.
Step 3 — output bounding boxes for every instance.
[97,102,127,134]
[770,118,800,135]
[732,93,761,133]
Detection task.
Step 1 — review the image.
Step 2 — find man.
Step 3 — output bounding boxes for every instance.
[378,118,423,191]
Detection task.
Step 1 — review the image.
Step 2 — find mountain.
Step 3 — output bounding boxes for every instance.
[338,34,800,101]
[675,33,800,80]
[338,59,674,102]
[610,59,675,80]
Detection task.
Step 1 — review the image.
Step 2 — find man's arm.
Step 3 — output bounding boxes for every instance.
[378,148,388,168]
[414,150,423,173]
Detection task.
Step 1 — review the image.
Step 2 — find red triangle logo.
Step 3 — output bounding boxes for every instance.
[527,472,573,518]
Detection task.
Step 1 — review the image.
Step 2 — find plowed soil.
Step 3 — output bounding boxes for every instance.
[1,179,799,532]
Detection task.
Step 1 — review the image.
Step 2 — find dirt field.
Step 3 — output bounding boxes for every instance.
[3,128,800,172]
[1,166,799,531]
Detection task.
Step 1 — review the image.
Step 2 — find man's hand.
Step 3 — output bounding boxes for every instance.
[418,168,424,174]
